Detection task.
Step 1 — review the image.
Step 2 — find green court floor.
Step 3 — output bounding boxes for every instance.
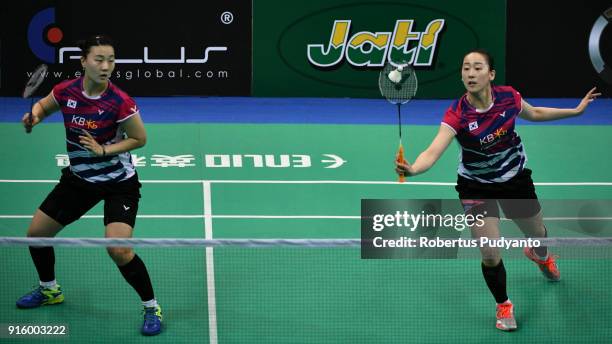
[1,123,611,343]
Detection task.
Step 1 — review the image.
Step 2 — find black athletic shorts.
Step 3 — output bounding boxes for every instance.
[455,168,541,219]
[40,167,141,227]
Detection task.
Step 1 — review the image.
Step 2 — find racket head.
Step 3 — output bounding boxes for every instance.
[378,62,418,105]
[23,64,48,98]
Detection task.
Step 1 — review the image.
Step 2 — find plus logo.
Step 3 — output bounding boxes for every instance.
[28,8,64,63]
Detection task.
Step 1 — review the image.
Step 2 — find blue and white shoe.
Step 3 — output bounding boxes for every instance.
[142,305,163,336]
[16,285,64,309]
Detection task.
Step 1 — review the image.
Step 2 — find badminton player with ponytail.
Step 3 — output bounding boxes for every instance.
[395,49,600,331]
[18,34,162,336]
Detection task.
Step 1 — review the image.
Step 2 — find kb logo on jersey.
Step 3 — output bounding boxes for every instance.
[71,115,98,129]
[479,128,508,146]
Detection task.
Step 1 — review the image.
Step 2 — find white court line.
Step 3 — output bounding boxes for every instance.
[2,179,612,186]
[0,215,203,219]
[2,215,611,221]
[211,215,360,219]
[202,181,218,344]
[0,215,359,219]
[0,180,60,183]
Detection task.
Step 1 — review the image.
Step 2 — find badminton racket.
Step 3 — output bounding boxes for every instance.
[22,64,48,133]
[378,62,418,182]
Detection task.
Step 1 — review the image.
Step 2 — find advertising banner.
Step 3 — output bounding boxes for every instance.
[0,1,251,96]
[253,0,506,98]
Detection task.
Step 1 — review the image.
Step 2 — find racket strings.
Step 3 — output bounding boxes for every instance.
[23,64,48,98]
[378,63,418,105]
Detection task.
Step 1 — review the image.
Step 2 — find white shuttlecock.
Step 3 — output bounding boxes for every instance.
[397,65,404,72]
[388,69,402,83]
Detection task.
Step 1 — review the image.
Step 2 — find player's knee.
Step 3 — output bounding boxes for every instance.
[515,217,546,237]
[27,225,57,238]
[27,209,64,238]
[107,247,134,265]
[482,257,501,267]
[27,210,63,237]
[480,249,501,266]
[27,227,44,237]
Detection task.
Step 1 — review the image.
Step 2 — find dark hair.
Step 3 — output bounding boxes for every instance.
[463,48,495,71]
[77,34,114,58]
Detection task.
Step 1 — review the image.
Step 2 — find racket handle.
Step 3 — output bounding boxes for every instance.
[25,112,33,134]
[396,144,407,183]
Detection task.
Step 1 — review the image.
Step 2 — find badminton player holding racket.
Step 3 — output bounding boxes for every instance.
[395,49,600,331]
[18,35,162,336]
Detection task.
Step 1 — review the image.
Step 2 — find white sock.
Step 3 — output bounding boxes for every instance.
[142,299,158,308]
[497,299,511,306]
[40,280,58,289]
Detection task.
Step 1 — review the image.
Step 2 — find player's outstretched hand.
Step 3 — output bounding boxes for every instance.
[575,87,601,115]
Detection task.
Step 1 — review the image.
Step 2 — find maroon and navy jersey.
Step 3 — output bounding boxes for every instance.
[52,77,138,183]
[442,85,526,183]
